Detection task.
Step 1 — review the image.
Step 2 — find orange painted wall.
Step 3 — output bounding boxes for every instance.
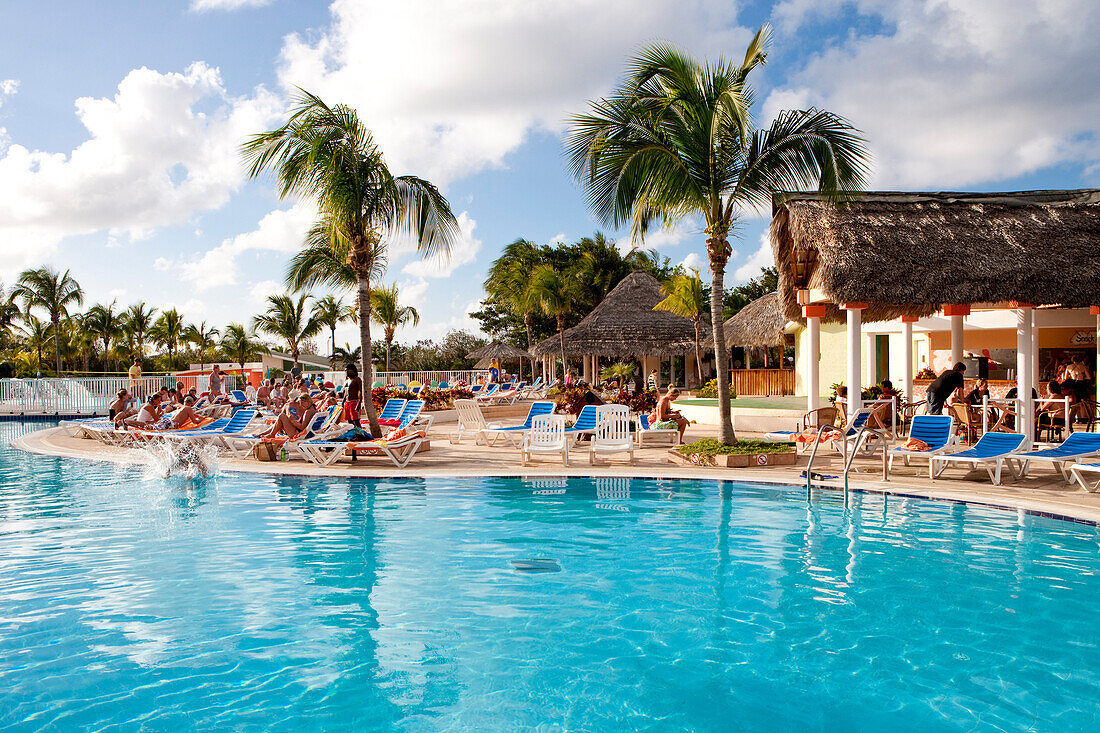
[928,327,1092,350]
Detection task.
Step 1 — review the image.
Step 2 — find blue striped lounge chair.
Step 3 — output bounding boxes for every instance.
[564,405,602,445]
[888,414,956,475]
[377,398,408,424]
[931,431,1028,485]
[484,401,556,446]
[1009,431,1100,482]
[635,413,678,445]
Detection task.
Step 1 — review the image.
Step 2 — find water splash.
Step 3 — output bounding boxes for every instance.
[140,438,220,481]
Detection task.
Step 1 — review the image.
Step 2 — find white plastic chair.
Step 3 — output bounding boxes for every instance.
[590,405,635,465]
[451,398,490,444]
[520,414,569,466]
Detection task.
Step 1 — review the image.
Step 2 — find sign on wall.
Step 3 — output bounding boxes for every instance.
[1070,330,1097,346]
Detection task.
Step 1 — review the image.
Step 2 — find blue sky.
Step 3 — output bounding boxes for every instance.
[1,0,1098,350]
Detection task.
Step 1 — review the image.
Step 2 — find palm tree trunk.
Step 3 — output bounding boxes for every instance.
[358,277,382,438]
[693,319,704,385]
[709,251,735,443]
[557,316,567,381]
[524,314,534,382]
[53,315,61,376]
[385,339,391,372]
[330,326,337,370]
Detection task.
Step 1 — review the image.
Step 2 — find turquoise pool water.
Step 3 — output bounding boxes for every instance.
[2,422,1100,731]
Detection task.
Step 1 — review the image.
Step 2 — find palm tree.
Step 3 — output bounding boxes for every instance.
[150,308,185,369]
[184,321,220,373]
[484,238,544,380]
[220,323,263,371]
[14,266,84,376]
[332,343,362,369]
[528,263,577,380]
[252,294,321,368]
[567,26,869,442]
[0,281,20,350]
[20,315,52,373]
[311,294,357,369]
[84,300,124,372]
[123,303,157,358]
[654,270,708,384]
[242,89,460,437]
[369,283,419,372]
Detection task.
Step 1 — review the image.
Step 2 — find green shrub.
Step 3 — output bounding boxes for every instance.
[695,379,735,399]
[675,438,792,456]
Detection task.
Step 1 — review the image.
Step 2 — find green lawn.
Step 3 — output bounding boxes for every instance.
[677,396,825,411]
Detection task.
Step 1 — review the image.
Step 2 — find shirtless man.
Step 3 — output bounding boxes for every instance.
[137,396,206,431]
[256,379,273,407]
[652,386,689,444]
[343,365,363,429]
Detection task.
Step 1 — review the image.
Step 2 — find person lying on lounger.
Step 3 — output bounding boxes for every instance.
[259,392,317,440]
[109,389,138,427]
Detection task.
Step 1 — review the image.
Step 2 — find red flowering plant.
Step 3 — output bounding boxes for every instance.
[554,385,589,416]
[371,386,417,411]
[610,388,658,414]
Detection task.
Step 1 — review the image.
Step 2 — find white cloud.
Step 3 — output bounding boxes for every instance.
[679,252,705,273]
[549,232,568,246]
[411,297,486,341]
[400,211,481,279]
[732,232,774,282]
[276,0,754,187]
[153,257,172,272]
[0,62,284,278]
[0,79,17,108]
[397,278,430,310]
[191,0,274,10]
[634,217,702,250]
[766,0,1100,188]
[249,279,282,306]
[180,201,314,289]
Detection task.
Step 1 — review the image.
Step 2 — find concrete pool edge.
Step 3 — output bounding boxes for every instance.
[13,426,1100,527]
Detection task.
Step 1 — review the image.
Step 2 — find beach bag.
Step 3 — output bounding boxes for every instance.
[253,442,279,461]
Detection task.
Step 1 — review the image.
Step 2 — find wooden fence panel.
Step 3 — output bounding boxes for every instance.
[729,369,795,396]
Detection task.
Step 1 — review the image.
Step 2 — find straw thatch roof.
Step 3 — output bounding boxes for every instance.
[771,189,1100,324]
[723,293,788,347]
[466,340,530,361]
[530,271,700,357]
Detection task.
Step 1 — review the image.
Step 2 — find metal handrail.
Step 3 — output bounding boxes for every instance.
[804,423,844,491]
[843,425,890,491]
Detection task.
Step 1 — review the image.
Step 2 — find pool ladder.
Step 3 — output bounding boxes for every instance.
[803,424,890,493]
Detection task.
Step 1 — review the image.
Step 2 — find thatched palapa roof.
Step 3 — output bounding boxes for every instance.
[771,189,1100,324]
[466,340,530,361]
[723,293,788,347]
[530,271,699,358]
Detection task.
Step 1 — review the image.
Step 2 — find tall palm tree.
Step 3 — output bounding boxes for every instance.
[567,26,869,442]
[84,301,124,373]
[0,281,20,350]
[252,294,321,368]
[20,315,52,374]
[654,270,708,385]
[123,303,157,358]
[242,89,460,437]
[14,266,84,376]
[332,343,362,368]
[528,263,577,380]
[484,238,544,380]
[220,323,263,372]
[369,283,419,372]
[185,321,220,373]
[311,294,357,369]
[150,308,185,370]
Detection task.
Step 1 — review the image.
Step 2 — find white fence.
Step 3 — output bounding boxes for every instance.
[0,375,240,416]
[321,370,484,388]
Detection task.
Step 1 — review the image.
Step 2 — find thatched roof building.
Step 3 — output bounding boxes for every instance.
[530,271,699,358]
[466,340,529,362]
[771,189,1100,324]
[723,293,788,347]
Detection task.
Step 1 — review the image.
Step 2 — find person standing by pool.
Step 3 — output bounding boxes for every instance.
[926,362,967,415]
[128,358,142,396]
[343,364,363,429]
[208,365,224,399]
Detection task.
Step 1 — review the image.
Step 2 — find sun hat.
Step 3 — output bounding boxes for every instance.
[288,389,302,401]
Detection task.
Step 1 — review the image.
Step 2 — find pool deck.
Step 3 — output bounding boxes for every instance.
[16,423,1100,525]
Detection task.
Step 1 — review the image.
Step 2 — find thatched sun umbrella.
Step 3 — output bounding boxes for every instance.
[467,340,532,378]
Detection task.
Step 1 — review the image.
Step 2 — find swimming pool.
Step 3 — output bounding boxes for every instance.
[2,422,1099,730]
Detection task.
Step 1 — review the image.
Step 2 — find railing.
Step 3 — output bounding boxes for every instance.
[730,369,796,396]
[366,370,484,388]
[0,375,239,416]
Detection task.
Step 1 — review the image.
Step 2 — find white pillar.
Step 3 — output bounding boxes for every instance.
[804,306,824,414]
[1016,303,1034,442]
[902,318,915,407]
[950,316,964,365]
[865,332,877,386]
[1095,308,1100,389]
[845,304,865,413]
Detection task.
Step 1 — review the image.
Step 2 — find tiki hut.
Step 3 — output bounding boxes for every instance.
[466,340,530,362]
[530,271,699,358]
[771,189,1100,324]
[723,293,788,347]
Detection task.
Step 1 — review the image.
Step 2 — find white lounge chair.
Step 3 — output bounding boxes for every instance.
[1009,431,1100,482]
[520,414,569,466]
[1069,462,1100,492]
[483,401,556,447]
[297,430,425,468]
[635,413,678,445]
[450,398,491,444]
[931,431,1028,485]
[590,405,635,465]
[223,406,342,459]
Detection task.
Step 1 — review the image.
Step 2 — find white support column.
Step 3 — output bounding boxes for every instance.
[804,305,825,414]
[865,332,877,386]
[1094,306,1100,392]
[845,303,867,413]
[944,304,969,368]
[1016,302,1035,442]
[902,317,916,408]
